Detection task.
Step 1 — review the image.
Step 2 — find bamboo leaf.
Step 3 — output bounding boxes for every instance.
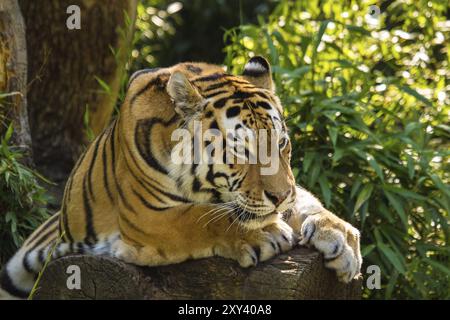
[318,174,331,207]
[378,242,406,274]
[354,184,373,213]
[383,190,408,230]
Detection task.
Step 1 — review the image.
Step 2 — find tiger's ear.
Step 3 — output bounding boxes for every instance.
[242,56,274,92]
[167,71,203,117]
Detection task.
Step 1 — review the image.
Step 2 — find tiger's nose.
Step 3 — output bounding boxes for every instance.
[264,190,290,207]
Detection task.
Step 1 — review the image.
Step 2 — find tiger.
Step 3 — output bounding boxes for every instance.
[0,56,362,299]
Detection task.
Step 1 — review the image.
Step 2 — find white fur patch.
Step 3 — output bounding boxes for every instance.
[244,61,268,73]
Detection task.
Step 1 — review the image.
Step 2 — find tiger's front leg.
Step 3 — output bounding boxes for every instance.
[109,204,295,267]
[285,186,362,283]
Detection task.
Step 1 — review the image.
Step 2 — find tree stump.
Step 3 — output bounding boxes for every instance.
[33,247,362,300]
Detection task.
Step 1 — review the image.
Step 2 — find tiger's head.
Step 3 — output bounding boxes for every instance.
[125,57,296,229]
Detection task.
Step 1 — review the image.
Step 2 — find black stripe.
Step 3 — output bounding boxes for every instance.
[86,135,102,201]
[134,116,178,175]
[121,128,185,204]
[119,210,154,238]
[130,73,170,108]
[66,145,89,204]
[127,68,161,88]
[28,226,58,252]
[126,160,189,205]
[102,131,114,202]
[243,68,267,77]
[110,119,117,171]
[120,230,146,247]
[203,81,230,92]
[25,214,59,246]
[204,90,229,99]
[132,188,172,211]
[38,248,45,265]
[226,106,241,118]
[22,226,58,274]
[253,91,272,101]
[109,121,137,214]
[257,101,272,110]
[213,97,229,109]
[61,208,74,243]
[185,64,202,74]
[122,134,167,190]
[129,168,167,204]
[77,242,85,255]
[230,90,253,100]
[193,73,225,83]
[82,177,97,245]
[112,169,136,214]
[252,246,261,262]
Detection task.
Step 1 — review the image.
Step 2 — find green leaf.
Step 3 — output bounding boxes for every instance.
[394,84,432,107]
[95,76,112,94]
[328,126,338,147]
[378,242,406,274]
[4,124,14,142]
[361,244,376,257]
[383,190,408,230]
[308,162,321,188]
[426,259,450,277]
[354,184,373,213]
[383,186,427,201]
[312,20,329,57]
[303,152,315,173]
[344,24,371,36]
[367,154,384,182]
[0,91,21,99]
[385,270,399,299]
[428,173,450,198]
[406,154,415,180]
[318,174,331,207]
[350,179,362,199]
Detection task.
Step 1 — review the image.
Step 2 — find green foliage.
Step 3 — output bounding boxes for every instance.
[224,0,449,299]
[131,0,276,70]
[0,124,51,265]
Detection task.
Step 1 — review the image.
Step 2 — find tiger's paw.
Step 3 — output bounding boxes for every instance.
[299,211,362,283]
[110,239,140,264]
[235,219,295,267]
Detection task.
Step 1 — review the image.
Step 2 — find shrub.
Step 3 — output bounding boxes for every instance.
[224,0,449,299]
[0,124,51,265]
[131,0,276,71]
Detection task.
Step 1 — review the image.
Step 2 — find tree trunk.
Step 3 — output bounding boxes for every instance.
[33,248,362,300]
[0,0,32,162]
[18,0,137,202]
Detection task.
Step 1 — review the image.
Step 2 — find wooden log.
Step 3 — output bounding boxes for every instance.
[33,247,362,300]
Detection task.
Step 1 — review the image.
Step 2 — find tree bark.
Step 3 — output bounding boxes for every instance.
[18,0,137,201]
[33,247,362,300]
[0,0,32,162]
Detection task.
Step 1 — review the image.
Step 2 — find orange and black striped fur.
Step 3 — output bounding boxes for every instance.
[0,57,362,299]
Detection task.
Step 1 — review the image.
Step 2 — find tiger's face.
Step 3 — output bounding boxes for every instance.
[167,57,296,229]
